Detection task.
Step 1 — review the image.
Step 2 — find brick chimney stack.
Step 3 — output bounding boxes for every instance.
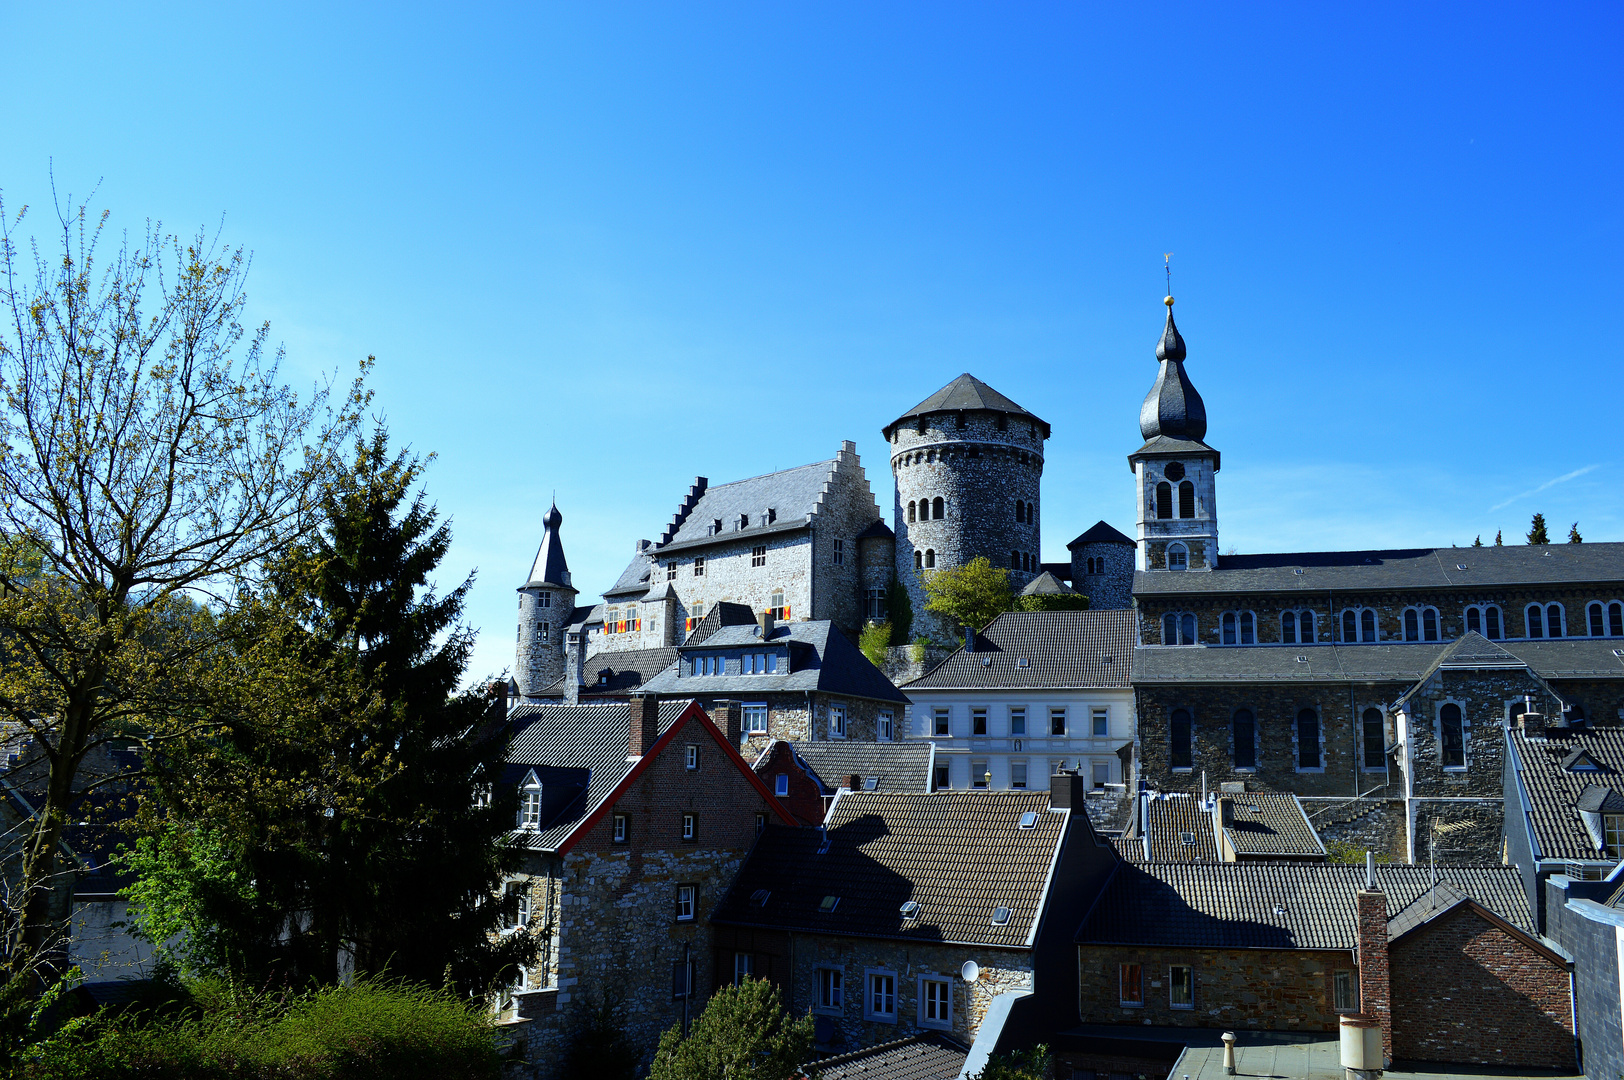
[1355,864,1392,1064]
[629,693,660,757]
[847,774,862,791]
[1523,705,1546,739]
[712,700,742,747]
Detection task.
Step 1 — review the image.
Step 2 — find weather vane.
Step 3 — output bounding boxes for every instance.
[1164,252,1173,298]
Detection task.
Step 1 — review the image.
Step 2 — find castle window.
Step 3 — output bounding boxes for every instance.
[833,538,844,565]
[1170,709,1193,770]
[1166,543,1188,571]
[925,549,936,569]
[915,549,923,571]
[1221,611,1255,645]
[1016,499,1025,523]
[908,501,916,523]
[752,545,767,567]
[1178,480,1195,519]
[1439,703,1465,768]
[770,589,786,620]
[535,623,549,642]
[1155,481,1173,520]
[1012,551,1021,571]
[1162,612,1198,646]
[1297,709,1322,769]
[667,561,677,581]
[1527,603,1565,638]
[865,589,886,622]
[738,514,749,531]
[916,416,927,434]
[1464,604,1503,639]
[693,556,705,577]
[932,496,945,519]
[1363,708,1386,770]
[1232,709,1256,769]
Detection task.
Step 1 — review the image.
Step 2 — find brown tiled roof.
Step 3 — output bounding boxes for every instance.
[1508,725,1624,861]
[903,610,1135,690]
[1110,836,1144,862]
[809,1033,969,1080]
[712,791,1067,948]
[1220,793,1326,859]
[1077,862,1534,949]
[1144,795,1220,863]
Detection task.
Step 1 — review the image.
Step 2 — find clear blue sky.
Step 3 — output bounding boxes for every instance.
[5,3,1619,683]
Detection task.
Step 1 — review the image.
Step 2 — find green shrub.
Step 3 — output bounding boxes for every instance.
[858,622,892,667]
[909,636,929,664]
[26,978,502,1080]
[884,575,913,643]
[648,978,811,1080]
[970,1043,1051,1080]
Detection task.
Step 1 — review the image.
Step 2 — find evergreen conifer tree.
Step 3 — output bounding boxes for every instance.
[1569,522,1583,543]
[1472,535,1483,547]
[1527,513,1550,545]
[1495,530,1503,545]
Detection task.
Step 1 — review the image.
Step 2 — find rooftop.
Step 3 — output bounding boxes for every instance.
[1219,792,1326,859]
[1130,636,1624,684]
[1067,520,1135,548]
[883,373,1049,440]
[1142,794,1220,863]
[774,741,934,794]
[1508,724,1624,862]
[904,609,1137,690]
[806,1033,969,1080]
[644,620,910,704]
[532,645,679,699]
[1159,1029,1582,1080]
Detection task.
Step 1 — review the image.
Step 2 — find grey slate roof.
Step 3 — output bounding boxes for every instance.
[1143,795,1220,863]
[683,601,756,645]
[712,791,1068,948]
[1132,636,1624,685]
[1134,541,1624,596]
[1508,725,1624,861]
[809,1033,969,1080]
[1076,862,1534,949]
[856,518,895,541]
[1020,570,1075,596]
[1505,639,1624,678]
[603,546,656,598]
[1220,793,1326,859]
[903,610,1136,690]
[1068,520,1135,548]
[653,459,836,554]
[506,699,696,850]
[642,620,910,704]
[1384,881,1471,942]
[784,741,933,793]
[533,646,679,699]
[883,373,1049,439]
[1137,304,1209,445]
[523,504,572,588]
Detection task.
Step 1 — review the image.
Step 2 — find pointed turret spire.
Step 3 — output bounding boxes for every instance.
[1139,295,1207,442]
[525,501,571,587]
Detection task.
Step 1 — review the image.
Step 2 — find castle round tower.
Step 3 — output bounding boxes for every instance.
[882,374,1049,642]
[515,502,578,699]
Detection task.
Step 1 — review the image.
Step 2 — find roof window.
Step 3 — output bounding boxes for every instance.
[1456,563,1468,571]
[816,827,831,854]
[1016,658,1030,668]
[864,776,878,791]
[750,889,771,907]
[991,906,1011,926]
[900,900,920,919]
[819,895,840,913]
[1179,832,1197,846]
[1018,811,1038,829]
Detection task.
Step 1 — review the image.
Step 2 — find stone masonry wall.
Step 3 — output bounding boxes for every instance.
[1301,798,1409,862]
[1389,904,1574,1068]
[716,693,896,749]
[1077,946,1356,1032]
[809,442,886,641]
[890,410,1046,644]
[1069,540,1134,611]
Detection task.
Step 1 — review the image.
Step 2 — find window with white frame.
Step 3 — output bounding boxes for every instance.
[1221,611,1256,645]
[1606,815,1624,852]
[1162,611,1198,645]
[878,710,893,742]
[613,813,629,843]
[671,959,693,999]
[1402,606,1441,642]
[1341,608,1379,643]
[1166,542,1189,571]
[1049,707,1067,736]
[774,773,789,797]
[1281,609,1316,644]
[933,707,950,737]
[1011,759,1028,789]
[933,763,950,791]
[1092,707,1109,737]
[675,885,695,921]
[1091,760,1110,787]
[865,589,886,622]
[830,705,847,739]
[1527,602,1565,638]
[1169,964,1193,1009]
[685,744,699,770]
[1010,707,1026,736]
[971,759,989,788]
[519,777,542,829]
[918,976,952,1029]
[770,589,787,620]
[1334,970,1358,1012]
[744,704,768,734]
[972,708,988,736]
[865,970,897,1021]
[752,545,766,567]
[666,561,677,581]
[693,556,705,577]
[682,813,697,841]
[816,968,844,1013]
[501,881,531,931]
[1464,604,1504,640]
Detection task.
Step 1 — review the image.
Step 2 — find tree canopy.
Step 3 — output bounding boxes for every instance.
[922,556,1014,634]
[648,978,813,1080]
[1527,513,1550,544]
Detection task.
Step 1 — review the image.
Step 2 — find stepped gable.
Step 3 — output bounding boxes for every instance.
[883,373,1050,439]
[654,451,872,555]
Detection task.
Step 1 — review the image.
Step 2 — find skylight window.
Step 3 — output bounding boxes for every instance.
[819,895,840,913]
[1016,658,1030,668]
[991,906,1011,926]
[750,889,771,907]
[899,900,920,919]
[864,776,878,791]
[1179,832,1197,846]
[1018,811,1038,830]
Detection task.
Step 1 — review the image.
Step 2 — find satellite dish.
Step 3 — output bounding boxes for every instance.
[960,961,980,983]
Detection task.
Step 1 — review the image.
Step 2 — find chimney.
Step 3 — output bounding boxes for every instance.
[757,609,775,638]
[962,624,976,653]
[847,773,862,791]
[629,693,660,757]
[1355,868,1392,1065]
[486,680,509,726]
[565,631,584,706]
[1048,769,1088,810]
[1523,708,1546,739]
[712,699,742,747]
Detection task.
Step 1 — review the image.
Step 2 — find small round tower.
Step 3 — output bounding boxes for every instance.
[515,502,578,699]
[883,374,1049,641]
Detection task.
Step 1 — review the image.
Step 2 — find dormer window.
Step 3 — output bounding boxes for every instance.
[519,777,542,829]
[710,518,722,535]
[1606,815,1624,852]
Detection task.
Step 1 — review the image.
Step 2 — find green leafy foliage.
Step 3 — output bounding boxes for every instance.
[1472,535,1483,547]
[1527,513,1549,545]
[561,992,641,1080]
[858,622,892,667]
[23,978,501,1080]
[1014,592,1090,613]
[648,978,813,1080]
[884,574,912,643]
[1324,840,1392,865]
[922,556,1013,635]
[1494,529,1503,545]
[969,1044,1052,1080]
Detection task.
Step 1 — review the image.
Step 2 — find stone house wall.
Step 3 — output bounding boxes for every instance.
[1076,945,1356,1032]
[1548,677,1624,727]
[1389,904,1574,1068]
[515,582,577,697]
[711,925,1031,1051]
[1300,797,1409,862]
[889,410,1046,644]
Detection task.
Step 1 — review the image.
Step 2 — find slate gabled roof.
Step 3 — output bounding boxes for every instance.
[883,374,1049,439]
[533,646,679,699]
[1077,863,1534,949]
[1133,541,1624,596]
[809,1033,970,1080]
[645,620,909,704]
[1131,643,1446,684]
[1068,521,1135,548]
[653,459,844,554]
[603,546,656,598]
[904,610,1136,690]
[1507,725,1624,861]
[713,791,1069,949]
[1019,570,1075,596]
[786,742,934,793]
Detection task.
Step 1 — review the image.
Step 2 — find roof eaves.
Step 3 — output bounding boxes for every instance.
[1024,807,1072,949]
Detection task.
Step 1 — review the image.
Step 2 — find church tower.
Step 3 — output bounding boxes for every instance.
[515,502,578,699]
[1129,296,1220,573]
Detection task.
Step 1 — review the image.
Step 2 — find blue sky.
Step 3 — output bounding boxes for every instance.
[4,3,1619,682]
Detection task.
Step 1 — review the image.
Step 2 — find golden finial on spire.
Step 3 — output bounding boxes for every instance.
[1164,252,1174,306]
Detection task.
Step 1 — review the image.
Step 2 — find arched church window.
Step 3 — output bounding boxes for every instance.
[1361,609,1377,642]
[907,501,916,523]
[1298,611,1315,642]
[1219,611,1254,645]
[1166,543,1188,571]
[1232,709,1256,769]
[925,549,936,569]
[1342,609,1356,643]
[1527,603,1564,638]
[1403,609,1418,641]
[932,497,945,519]
[1296,709,1321,769]
[1170,709,1193,769]
[1178,481,1195,519]
[1155,482,1173,520]
[1363,708,1386,769]
[1161,612,1198,646]
[1439,703,1465,768]
[1181,612,1196,644]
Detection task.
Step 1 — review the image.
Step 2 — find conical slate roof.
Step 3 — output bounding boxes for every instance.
[1138,301,1208,442]
[1068,520,1135,548]
[885,374,1049,438]
[523,503,573,589]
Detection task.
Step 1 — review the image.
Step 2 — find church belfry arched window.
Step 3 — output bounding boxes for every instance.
[1155,482,1172,520]
[1178,481,1195,519]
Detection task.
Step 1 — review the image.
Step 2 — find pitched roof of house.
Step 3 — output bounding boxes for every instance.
[809,1033,970,1080]
[1020,570,1075,596]
[643,620,910,704]
[1133,542,1624,597]
[1077,862,1534,949]
[883,374,1049,439]
[652,457,868,555]
[684,601,757,645]
[1219,793,1326,859]
[1143,795,1220,863]
[1507,725,1624,861]
[712,791,1071,949]
[603,546,656,598]
[780,741,934,794]
[532,646,679,700]
[903,609,1136,690]
[1068,521,1135,548]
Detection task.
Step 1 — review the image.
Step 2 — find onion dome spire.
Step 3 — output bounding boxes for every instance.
[525,500,572,588]
[1138,295,1207,442]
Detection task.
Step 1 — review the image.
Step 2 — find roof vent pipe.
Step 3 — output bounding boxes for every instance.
[1366,850,1375,890]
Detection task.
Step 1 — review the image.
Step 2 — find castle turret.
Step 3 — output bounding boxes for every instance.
[515,502,578,698]
[1129,297,1220,573]
[883,374,1048,641]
